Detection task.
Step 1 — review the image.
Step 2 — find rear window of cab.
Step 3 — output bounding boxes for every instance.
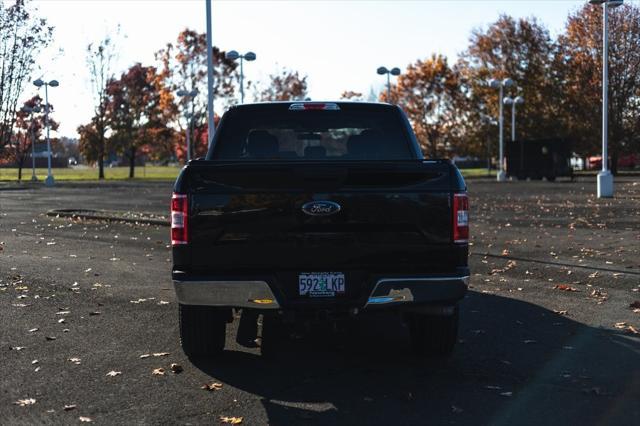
[210,103,416,161]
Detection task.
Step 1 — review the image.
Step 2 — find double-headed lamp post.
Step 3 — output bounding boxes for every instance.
[489,78,514,182]
[176,89,198,162]
[504,96,525,177]
[589,0,623,198]
[33,78,58,187]
[377,66,401,102]
[503,96,525,142]
[21,105,42,182]
[225,50,256,104]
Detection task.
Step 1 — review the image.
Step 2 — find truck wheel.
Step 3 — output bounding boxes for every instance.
[179,304,227,359]
[408,306,459,358]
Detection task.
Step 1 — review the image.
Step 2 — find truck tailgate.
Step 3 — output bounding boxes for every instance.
[174,161,463,278]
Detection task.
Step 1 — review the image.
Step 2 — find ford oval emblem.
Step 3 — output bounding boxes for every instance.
[301,201,341,216]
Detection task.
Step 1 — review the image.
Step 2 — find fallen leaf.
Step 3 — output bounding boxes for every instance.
[202,382,224,391]
[106,370,122,377]
[45,336,56,341]
[63,404,76,411]
[626,325,640,336]
[89,311,101,316]
[500,391,513,397]
[28,328,39,333]
[10,346,25,351]
[554,284,579,292]
[139,354,151,359]
[79,416,92,422]
[152,368,165,376]
[523,339,537,344]
[220,416,243,424]
[614,322,628,329]
[170,363,183,374]
[152,352,170,357]
[68,357,81,365]
[14,398,36,406]
[484,385,502,390]
[553,310,569,315]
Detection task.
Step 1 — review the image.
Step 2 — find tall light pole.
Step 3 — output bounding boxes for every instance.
[22,105,42,182]
[176,89,198,162]
[225,50,256,104]
[489,78,514,182]
[33,78,58,187]
[205,0,215,150]
[503,96,524,142]
[377,66,401,102]
[590,0,623,198]
[504,96,525,178]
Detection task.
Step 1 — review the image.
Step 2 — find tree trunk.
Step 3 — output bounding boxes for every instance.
[98,154,104,180]
[98,133,104,180]
[129,145,136,178]
[17,161,23,181]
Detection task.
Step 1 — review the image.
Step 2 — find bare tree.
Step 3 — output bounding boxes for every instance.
[84,33,118,179]
[0,0,53,151]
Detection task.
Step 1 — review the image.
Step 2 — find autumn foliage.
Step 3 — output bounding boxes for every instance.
[69,3,640,170]
[377,4,640,162]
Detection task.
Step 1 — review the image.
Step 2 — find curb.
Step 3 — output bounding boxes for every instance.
[46,209,170,226]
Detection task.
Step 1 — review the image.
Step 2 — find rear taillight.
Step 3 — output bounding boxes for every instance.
[171,193,188,245]
[453,193,469,243]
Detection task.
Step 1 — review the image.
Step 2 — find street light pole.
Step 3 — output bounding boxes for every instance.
[176,89,198,162]
[590,0,622,197]
[33,78,58,187]
[504,96,524,142]
[226,50,256,104]
[205,0,215,150]
[376,66,401,103]
[489,78,513,182]
[504,96,525,177]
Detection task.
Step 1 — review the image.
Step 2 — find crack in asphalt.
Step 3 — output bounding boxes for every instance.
[471,252,640,276]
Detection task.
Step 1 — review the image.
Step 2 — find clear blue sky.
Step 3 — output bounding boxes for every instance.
[27,0,636,137]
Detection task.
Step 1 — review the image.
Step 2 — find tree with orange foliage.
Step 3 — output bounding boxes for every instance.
[387,55,462,158]
[258,69,308,101]
[556,3,640,171]
[3,95,58,180]
[155,29,238,161]
[106,63,174,178]
[455,15,562,157]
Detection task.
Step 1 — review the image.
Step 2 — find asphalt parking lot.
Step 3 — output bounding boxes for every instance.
[1,178,639,425]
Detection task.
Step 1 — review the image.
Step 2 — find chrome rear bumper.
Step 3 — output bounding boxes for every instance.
[365,276,469,307]
[173,279,280,309]
[173,274,468,309]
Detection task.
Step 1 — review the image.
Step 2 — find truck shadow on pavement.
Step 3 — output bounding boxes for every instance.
[192,291,640,426]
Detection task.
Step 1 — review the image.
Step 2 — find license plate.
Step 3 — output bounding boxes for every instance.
[298,272,345,297]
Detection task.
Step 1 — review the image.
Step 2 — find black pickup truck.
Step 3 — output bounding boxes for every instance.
[171,102,469,359]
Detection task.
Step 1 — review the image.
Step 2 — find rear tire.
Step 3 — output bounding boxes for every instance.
[408,306,459,358]
[179,304,227,359]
